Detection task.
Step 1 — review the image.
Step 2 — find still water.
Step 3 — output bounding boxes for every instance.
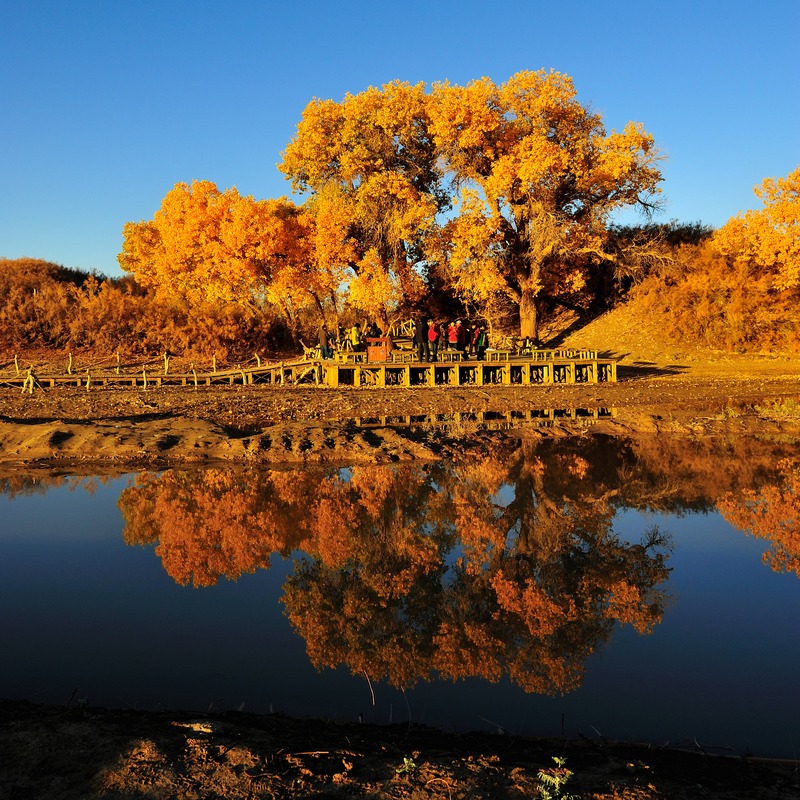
[1,434,799,757]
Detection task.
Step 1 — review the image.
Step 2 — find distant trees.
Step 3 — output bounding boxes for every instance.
[116,71,661,338]
[713,165,800,292]
[113,78,795,353]
[279,81,446,328]
[277,70,663,338]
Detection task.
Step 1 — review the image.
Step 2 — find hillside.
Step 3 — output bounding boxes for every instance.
[555,301,800,378]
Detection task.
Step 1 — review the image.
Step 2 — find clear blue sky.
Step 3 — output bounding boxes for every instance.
[2,0,798,277]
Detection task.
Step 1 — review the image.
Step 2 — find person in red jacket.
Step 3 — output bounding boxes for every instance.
[427,320,440,362]
[447,320,459,351]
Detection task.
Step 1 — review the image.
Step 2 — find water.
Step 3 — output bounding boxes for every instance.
[1,434,799,758]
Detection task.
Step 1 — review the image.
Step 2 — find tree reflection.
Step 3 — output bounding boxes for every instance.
[283,443,671,694]
[718,458,800,578]
[119,442,672,695]
[119,468,319,586]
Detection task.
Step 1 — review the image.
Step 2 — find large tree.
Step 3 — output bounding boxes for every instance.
[118,180,343,327]
[279,81,449,326]
[428,70,663,339]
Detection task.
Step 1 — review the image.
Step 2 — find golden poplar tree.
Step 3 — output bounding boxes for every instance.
[428,70,662,339]
[713,165,800,292]
[279,81,447,327]
[118,180,342,327]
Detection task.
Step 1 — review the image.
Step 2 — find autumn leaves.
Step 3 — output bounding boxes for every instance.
[117,70,798,350]
[119,443,673,694]
[119,71,663,338]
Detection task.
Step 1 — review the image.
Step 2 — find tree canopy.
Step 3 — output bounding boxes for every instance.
[428,70,663,338]
[118,180,342,328]
[279,81,446,326]
[110,74,800,350]
[713,165,800,292]
[277,70,663,336]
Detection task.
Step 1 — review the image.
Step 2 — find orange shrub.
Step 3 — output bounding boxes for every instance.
[0,258,290,358]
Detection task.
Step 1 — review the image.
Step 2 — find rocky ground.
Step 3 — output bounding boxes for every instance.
[1,351,799,468]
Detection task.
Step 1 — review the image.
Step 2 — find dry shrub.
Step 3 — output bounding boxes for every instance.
[627,242,800,352]
[0,258,290,359]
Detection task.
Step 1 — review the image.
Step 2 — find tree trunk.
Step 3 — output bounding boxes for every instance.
[519,286,539,343]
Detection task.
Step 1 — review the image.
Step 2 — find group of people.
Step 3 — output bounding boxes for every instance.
[317,320,384,359]
[413,316,489,361]
[315,315,489,361]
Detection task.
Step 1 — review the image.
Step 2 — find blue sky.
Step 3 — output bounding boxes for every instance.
[2,0,798,277]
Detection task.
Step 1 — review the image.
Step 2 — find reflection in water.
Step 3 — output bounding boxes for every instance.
[347,406,616,431]
[719,457,800,577]
[121,469,315,586]
[4,431,799,755]
[118,440,673,695]
[0,473,115,500]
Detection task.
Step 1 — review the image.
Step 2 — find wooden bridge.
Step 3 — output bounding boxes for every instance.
[3,347,616,392]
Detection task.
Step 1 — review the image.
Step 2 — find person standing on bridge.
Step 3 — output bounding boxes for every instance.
[413,315,429,362]
[474,325,488,360]
[318,323,331,359]
[427,319,440,362]
[446,320,459,352]
[349,324,361,351]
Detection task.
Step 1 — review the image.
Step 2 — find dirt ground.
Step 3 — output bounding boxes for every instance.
[2,699,798,800]
[1,350,799,468]
[2,330,800,798]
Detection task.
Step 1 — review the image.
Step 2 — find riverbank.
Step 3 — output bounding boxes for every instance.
[1,351,800,468]
[2,346,800,799]
[1,699,797,800]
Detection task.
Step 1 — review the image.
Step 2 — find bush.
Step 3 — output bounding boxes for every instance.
[627,242,800,352]
[0,258,293,359]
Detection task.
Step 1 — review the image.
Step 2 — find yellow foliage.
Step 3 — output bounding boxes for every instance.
[280,81,445,320]
[348,249,400,319]
[429,69,662,337]
[713,165,800,291]
[118,180,336,326]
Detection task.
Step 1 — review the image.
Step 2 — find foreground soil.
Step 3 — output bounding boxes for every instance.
[2,700,798,800]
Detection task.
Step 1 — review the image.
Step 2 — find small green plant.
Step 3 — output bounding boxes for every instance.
[754,397,800,420]
[395,756,417,776]
[537,756,579,800]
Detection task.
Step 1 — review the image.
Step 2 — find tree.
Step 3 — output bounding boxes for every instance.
[118,180,341,328]
[279,81,448,327]
[428,70,663,339]
[282,446,671,694]
[713,165,800,292]
[119,468,319,586]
